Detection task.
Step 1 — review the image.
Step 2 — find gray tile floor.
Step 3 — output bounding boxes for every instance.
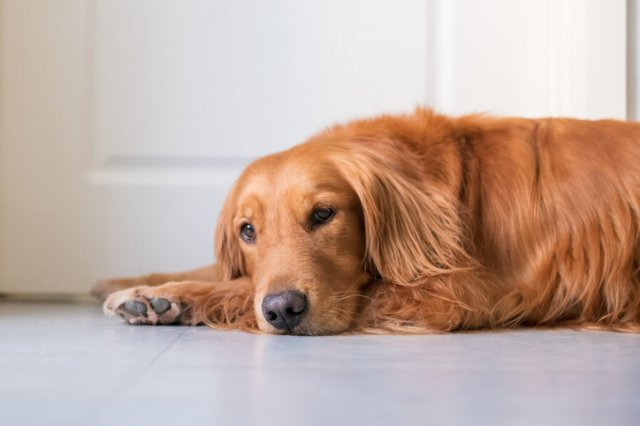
[1,302,639,426]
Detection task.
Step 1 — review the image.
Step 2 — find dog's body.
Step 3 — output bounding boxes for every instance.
[95,109,640,334]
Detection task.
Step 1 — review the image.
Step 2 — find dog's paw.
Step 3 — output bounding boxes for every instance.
[103,286,184,325]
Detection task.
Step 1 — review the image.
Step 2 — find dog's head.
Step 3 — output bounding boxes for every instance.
[215,131,466,335]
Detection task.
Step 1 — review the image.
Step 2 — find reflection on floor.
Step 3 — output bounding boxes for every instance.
[1,301,639,426]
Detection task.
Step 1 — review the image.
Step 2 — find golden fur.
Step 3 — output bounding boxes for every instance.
[96,108,640,334]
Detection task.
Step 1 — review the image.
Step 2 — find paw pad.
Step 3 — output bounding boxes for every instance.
[150,297,171,314]
[121,300,147,317]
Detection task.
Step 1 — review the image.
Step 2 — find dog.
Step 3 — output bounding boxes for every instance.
[92,108,640,335]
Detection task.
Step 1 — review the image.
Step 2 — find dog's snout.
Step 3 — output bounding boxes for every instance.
[261,290,307,331]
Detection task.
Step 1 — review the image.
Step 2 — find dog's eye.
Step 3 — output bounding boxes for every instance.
[310,207,335,227]
[240,223,256,243]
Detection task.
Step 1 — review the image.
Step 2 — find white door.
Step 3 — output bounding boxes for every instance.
[0,0,431,294]
[0,0,631,294]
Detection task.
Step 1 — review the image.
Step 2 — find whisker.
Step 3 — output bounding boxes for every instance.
[328,293,375,303]
[326,308,351,322]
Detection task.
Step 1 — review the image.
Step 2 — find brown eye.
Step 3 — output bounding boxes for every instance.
[310,207,335,227]
[240,223,256,243]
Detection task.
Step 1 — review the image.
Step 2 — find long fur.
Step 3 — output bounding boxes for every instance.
[326,109,640,333]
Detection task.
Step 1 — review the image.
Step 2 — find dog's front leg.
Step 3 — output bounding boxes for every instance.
[91,264,223,300]
[357,273,497,333]
[103,278,256,330]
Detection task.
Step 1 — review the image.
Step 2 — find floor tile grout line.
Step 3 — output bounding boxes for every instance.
[100,327,190,407]
[146,327,191,368]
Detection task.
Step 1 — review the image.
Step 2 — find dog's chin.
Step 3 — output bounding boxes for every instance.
[259,319,351,336]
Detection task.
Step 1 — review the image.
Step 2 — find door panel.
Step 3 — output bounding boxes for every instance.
[428,0,627,119]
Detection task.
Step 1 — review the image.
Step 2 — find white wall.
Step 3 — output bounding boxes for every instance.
[0,0,633,293]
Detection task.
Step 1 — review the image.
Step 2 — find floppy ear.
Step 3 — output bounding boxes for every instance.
[333,139,475,285]
[214,184,246,280]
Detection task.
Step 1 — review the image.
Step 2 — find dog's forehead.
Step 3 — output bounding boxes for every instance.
[236,146,354,218]
[240,148,347,199]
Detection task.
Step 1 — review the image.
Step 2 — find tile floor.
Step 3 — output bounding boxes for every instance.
[1,301,639,426]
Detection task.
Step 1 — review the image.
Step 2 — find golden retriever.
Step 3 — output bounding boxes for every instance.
[93,108,640,335]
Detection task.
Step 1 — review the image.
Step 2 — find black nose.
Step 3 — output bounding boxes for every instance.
[261,290,308,331]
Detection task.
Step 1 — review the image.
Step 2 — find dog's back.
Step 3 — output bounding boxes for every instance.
[452,114,640,328]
